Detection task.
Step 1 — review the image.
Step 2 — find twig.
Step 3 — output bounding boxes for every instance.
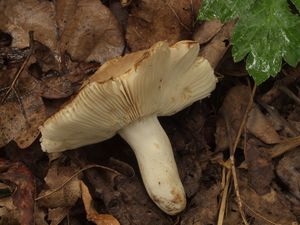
[223,84,256,224]
[217,169,232,225]
[1,31,34,104]
[231,84,256,225]
[232,84,257,154]
[35,165,121,201]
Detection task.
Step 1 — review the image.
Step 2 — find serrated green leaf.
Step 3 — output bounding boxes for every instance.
[197,0,255,23]
[231,0,300,83]
[291,0,300,12]
[199,0,300,84]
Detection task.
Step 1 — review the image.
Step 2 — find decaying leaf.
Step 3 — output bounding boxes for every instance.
[126,0,200,51]
[0,0,56,50]
[276,148,300,200]
[245,138,273,195]
[181,184,220,225]
[48,207,70,225]
[37,161,82,208]
[180,163,221,225]
[83,161,172,225]
[81,181,120,225]
[239,175,297,225]
[193,20,223,44]
[247,104,281,144]
[34,207,49,225]
[0,0,124,63]
[0,94,46,148]
[0,160,35,225]
[0,44,99,148]
[199,21,234,68]
[216,85,281,151]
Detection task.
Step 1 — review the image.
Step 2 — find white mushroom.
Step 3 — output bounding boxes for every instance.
[40,40,217,215]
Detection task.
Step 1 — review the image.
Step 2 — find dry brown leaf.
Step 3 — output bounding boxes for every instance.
[215,116,228,151]
[34,207,49,225]
[48,207,70,225]
[0,160,35,225]
[193,20,223,44]
[276,148,300,199]
[0,94,46,148]
[247,104,281,144]
[0,0,56,50]
[37,161,81,209]
[81,181,120,225]
[82,161,172,225]
[57,0,124,62]
[239,176,298,225]
[199,21,234,68]
[0,0,124,63]
[126,0,200,51]
[245,138,273,195]
[181,182,221,225]
[0,46,99,148]
[217,85,251,151]
[217,85,281,151]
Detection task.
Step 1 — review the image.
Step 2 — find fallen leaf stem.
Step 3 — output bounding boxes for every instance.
[1,31,34,104]
[35,164,121,201]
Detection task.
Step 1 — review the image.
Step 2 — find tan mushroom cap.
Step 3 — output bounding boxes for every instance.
[40,40,217,153]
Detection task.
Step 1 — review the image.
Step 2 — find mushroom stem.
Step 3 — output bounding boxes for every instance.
[118,115,186,215]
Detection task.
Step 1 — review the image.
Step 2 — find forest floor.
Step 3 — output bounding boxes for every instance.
[0,1,300,225]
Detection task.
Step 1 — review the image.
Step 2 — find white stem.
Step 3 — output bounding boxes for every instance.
[118,115,186,215]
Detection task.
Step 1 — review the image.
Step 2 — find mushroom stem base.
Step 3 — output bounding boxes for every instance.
[118,115,186,215]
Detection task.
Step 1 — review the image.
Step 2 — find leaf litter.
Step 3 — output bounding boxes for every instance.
[0,0,300,225]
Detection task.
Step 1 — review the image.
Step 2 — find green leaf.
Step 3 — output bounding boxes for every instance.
[291,0,300,12]
[197,0,255,22]
[198,0,300,84]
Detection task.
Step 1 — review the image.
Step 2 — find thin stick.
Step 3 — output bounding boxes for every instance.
[35,165,121,201]
[217,169,232,225]
[230,156,249,225]
[1,31,34,104]
[223,84,256,224]
[232,84,257,155]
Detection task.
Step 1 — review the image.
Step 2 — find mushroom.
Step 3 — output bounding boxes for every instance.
[39,40,217,215]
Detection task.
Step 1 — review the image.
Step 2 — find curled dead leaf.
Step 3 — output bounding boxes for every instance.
[81,181,120,225]
[37,162,81,208]
[247,104,281,144]
[193,20,223,44]
[0,0,124,63]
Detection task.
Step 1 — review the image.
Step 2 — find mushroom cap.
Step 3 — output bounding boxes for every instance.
[40,40,217,152]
